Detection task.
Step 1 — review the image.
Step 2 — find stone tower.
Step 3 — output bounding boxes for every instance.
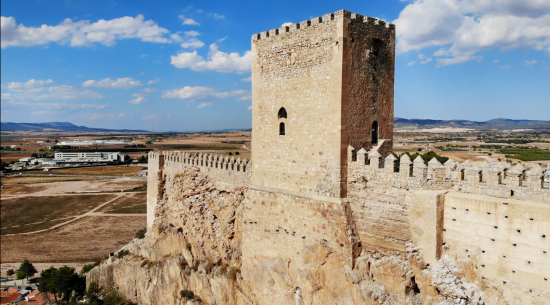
[250,9,395,199]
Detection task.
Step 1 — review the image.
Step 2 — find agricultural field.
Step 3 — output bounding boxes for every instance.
[1,194,116,234]
[0,172,147,264]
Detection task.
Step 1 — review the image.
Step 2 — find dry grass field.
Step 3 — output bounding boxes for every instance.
[99,192,147,214]
[0,183,49,195]
[31,165,142,176]
[0,215,146,263]
[1,194,116,235]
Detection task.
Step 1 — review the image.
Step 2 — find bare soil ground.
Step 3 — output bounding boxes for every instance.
[99,193,147,214]
[1,176,103,184]
[1,194,116,234]
[0,215,146,263]
[0,184,48,195]
[30,165,142,176]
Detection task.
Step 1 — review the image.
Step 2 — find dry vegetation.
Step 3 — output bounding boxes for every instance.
[1,194,116,234]
[31,165,142,176]
[0,215,146,263]
[100,192,147,214]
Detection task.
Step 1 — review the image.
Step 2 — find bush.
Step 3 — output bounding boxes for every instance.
[178,258,188,270]
[117,249,130,259]
[180,290,195,299]
[135,228,146,239]
[205,261,215,274]
[80,261,101,275]
[228,266,240,280]
[219,265,228,275]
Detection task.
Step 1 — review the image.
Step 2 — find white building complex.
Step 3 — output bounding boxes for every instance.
[56,139,131,146]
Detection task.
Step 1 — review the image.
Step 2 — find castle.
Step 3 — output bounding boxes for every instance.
[92,10,550,305]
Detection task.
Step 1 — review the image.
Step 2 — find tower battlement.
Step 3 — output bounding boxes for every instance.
[252,10,395,42]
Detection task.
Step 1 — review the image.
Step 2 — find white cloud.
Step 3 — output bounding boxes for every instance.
[2,84,103,101]
[143,114,162,120]
[494,59,499,62]
[408,61,416,66]
[3,101,107,114]
[185,30,200,37]
[281,22,293,27]
[170,43,251,73]
[141,54,147,58]
[418,54,427,59]
[209,13,225,20]
[525,60,538,65]
[394,0,550,65]
[4,79,54,90]
[197,102,213,108]
[420,58,433,64]
[141,88,157,93]
[146,78,160,85]
[178,15,200,25]
[161,86,250,101]
[180,38,204,48]
[83,77,142,89]
[129,96,147,105]
[85,113,128,120]
[247,105,252,110]
[1,15,173,48]
[498,64,510,68]
[241,76,252,82]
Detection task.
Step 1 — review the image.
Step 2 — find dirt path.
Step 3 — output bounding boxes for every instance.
[2,193,128,236]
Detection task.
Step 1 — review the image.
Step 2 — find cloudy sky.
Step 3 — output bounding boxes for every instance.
[1,0,549,131]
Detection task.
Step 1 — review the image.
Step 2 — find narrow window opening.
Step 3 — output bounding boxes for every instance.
[278,107,287,119]
[351,149,357,162]
[279,122,285,135]
[371,121,379,144]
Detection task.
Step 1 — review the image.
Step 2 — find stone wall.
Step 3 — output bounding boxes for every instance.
[251,9,395,200]
[347,146,550,203]
[443,192,550,291]
[147,151,251,228]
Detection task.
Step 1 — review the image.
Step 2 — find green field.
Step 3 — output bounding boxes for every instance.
[499,148,550,161]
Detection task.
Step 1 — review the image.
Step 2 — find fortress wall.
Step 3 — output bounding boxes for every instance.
[242,188,354,301]
[251,12,345,198]
[147,152,162,228]
[347,181,413,253]
[347,147,550,203]
[147,151,250,228]
[443,192,550,291]
[345,15,395,152]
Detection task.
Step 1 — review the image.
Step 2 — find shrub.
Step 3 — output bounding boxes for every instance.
[180,290,195,299]
[135,228,146,239]
[80,261,101,275]
[228,266,240,280]
[219,265,228,275]
[205,261,215,274]
[117,249,130,259]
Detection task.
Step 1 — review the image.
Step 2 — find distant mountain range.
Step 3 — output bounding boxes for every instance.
[3,119,549,133]
[394,118,550,130]
[1,122,148,133]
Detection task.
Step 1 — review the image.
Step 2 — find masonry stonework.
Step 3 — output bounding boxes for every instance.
[89,9,550,305]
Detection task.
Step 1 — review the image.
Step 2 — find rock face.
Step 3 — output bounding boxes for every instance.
[87,166,550,304]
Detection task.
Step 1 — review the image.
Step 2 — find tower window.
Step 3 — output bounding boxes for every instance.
[372,121,379,144]
[278,107,287,119]
[279,122,285,135]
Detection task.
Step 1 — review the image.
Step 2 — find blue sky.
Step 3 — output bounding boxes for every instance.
[1,0,549,131]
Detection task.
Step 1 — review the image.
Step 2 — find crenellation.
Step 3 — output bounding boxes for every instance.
[350,13,364,23]
[345,145,549,203]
